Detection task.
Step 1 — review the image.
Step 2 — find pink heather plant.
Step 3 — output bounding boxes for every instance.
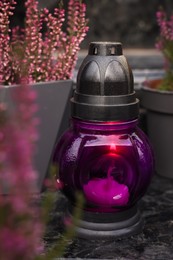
[156,9,173,90]
[0,1,88,258]
[0,0,16,84]
[0,81,44,260]
[0,0,88,84]
[0,81,79,259]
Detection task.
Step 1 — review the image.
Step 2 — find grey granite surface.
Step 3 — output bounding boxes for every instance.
[45,174,173,259]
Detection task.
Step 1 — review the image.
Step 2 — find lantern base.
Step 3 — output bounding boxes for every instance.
[67,205,143,239]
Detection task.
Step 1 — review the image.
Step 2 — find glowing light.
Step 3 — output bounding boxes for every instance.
[104,121,121,125]
[110,143,116,151]
[83,177,129,207]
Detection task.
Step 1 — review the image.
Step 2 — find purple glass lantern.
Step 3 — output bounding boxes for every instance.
[53,42,154,238]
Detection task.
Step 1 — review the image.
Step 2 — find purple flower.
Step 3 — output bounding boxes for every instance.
[0,81,43,259]
[156,9,173,64]
[0,0,88,84]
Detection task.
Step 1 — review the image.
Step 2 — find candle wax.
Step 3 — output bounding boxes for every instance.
[83,177,129,207]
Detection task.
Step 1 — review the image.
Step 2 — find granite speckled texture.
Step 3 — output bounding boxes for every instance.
[45,174,173,259]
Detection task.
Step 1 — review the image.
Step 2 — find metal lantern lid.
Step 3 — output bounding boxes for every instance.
[71,42,139,121]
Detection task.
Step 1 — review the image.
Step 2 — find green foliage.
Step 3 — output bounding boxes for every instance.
[41,164,84,259]
[157,70,173,91]
[44,193,84,260]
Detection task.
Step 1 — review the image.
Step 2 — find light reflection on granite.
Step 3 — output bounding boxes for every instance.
[45,174,173,259]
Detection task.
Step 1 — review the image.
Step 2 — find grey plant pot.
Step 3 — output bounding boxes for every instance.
[141,84,173,179]
[1,80,73,191]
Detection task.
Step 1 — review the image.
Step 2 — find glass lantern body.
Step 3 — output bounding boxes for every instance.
[53,118,154,213]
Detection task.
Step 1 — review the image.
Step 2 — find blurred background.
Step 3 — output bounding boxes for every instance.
[11,0,173,49]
